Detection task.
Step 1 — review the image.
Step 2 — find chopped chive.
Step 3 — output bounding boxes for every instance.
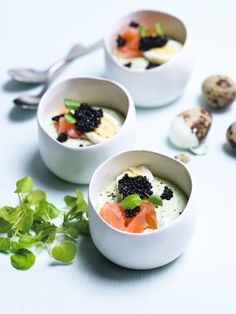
[64,98,80,110]
[148,195,163,206]
[139,25,148,37]
[121,194,142,210]
[154,22,164,36]
[64,112,76,124]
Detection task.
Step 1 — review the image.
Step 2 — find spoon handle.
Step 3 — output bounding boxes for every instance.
[47,40,103,80]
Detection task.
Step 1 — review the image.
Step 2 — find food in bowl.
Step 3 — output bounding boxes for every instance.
[46,98,124,147]
[113,20,183,70]
[96,165,187,233]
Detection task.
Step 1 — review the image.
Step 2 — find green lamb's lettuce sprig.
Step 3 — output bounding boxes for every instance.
[0,176,89,270]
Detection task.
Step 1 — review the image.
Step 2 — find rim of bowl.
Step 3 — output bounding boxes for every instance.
[89,149,193,237]
[104,9,190,74]
[37,76,135,152]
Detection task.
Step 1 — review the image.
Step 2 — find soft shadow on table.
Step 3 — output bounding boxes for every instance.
[8,106,36,122]
[222,142,236,158]
[2,79,39,93]
[77,236,182,283]
[25,150,79,192]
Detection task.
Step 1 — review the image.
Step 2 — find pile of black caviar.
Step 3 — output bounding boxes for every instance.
[118,174,153,199]
[52,103,103,143]
[161,186,173,200]
[125,206,140,218]
[116,20,168,70]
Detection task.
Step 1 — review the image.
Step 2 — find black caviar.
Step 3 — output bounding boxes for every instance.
[146,62,160,70]
[161,186,173,200]
[116,35,126,47]
[124,62,132,68]
[57,132,68,143]
[129,21,139,28]
[139,35,168,51]
[52,113,64,122]
[118,174,153,199]
[125,206,140,218]
[74,103,103,133]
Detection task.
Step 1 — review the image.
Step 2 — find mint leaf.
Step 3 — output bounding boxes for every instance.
[15,176,33,194]
[51,241,77,263]
[0,238,11,252]
[64,98,80,110]
[154,22,164,36]
[16,208,33,232]
[121,194,142,210]
[148,195,163,206]
[27,190,46,204]
[64,195,77,207]
[10,248,35,270]
[139,25,148,37]
[0,206,21,224]
[0,218,11,233]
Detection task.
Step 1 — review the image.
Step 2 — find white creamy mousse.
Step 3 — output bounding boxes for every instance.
[96,166,188,230]
[46,107,124,148]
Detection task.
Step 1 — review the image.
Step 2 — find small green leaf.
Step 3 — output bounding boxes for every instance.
[15,176,33,194]
[139,25,148,37]
[0,238,11,252]
[51,241,77,263]
[48,203,60,219]
[148,195,163,206]
[154,22,164,36]
[0,206,21,224]
[64,112,76,124]
[64,195,77,207]
[10,248,35,270]
[0,218,11,233]
[64,98,80,110]
[121,194,142,210]
[75,220,90,235]
[16,208,33,232]
[27,190,46,204]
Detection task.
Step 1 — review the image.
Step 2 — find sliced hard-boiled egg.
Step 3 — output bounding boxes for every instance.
[144,39,183,64]
[85,109,124,144]
[130,57,148,70]
[116,166,157,194]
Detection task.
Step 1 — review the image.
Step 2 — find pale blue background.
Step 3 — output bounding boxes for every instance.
[1,0,236,313]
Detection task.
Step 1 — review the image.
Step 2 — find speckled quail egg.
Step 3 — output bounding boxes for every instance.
[202,75,236,108]
[226,121,236,151]
[169,108,212,151]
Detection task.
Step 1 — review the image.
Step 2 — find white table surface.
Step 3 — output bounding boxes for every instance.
[1,0,236,313]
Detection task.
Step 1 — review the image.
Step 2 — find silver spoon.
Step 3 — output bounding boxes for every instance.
[9,40,103,84]
[13,40,103,110]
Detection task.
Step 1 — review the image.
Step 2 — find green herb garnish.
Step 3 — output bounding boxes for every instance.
[64,112,76,124]
[139,25,148,37]
[121,194,142,210]
[148,195,163,206]
[64,98,80,110]
[0,176,89,270]
[154,22,164,36]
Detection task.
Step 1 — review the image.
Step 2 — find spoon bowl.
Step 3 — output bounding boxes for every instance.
[8,68,48,84]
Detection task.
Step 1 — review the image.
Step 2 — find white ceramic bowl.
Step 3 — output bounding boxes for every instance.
[37,77,136,184]
[104,10,192,108]
[88,150,196,269]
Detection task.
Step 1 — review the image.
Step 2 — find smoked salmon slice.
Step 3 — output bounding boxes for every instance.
[100,200,158,233]
[100,202,126,230]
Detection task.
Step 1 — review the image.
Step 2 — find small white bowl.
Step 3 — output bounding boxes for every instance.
[37,77,136,184]
[88,150,196,269]
[104,10,192,107]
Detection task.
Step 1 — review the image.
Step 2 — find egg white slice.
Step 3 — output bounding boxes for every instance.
[85,110,123,144]
[169,116,199,149]
[144,39,183,64]
[116,166,157,195]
